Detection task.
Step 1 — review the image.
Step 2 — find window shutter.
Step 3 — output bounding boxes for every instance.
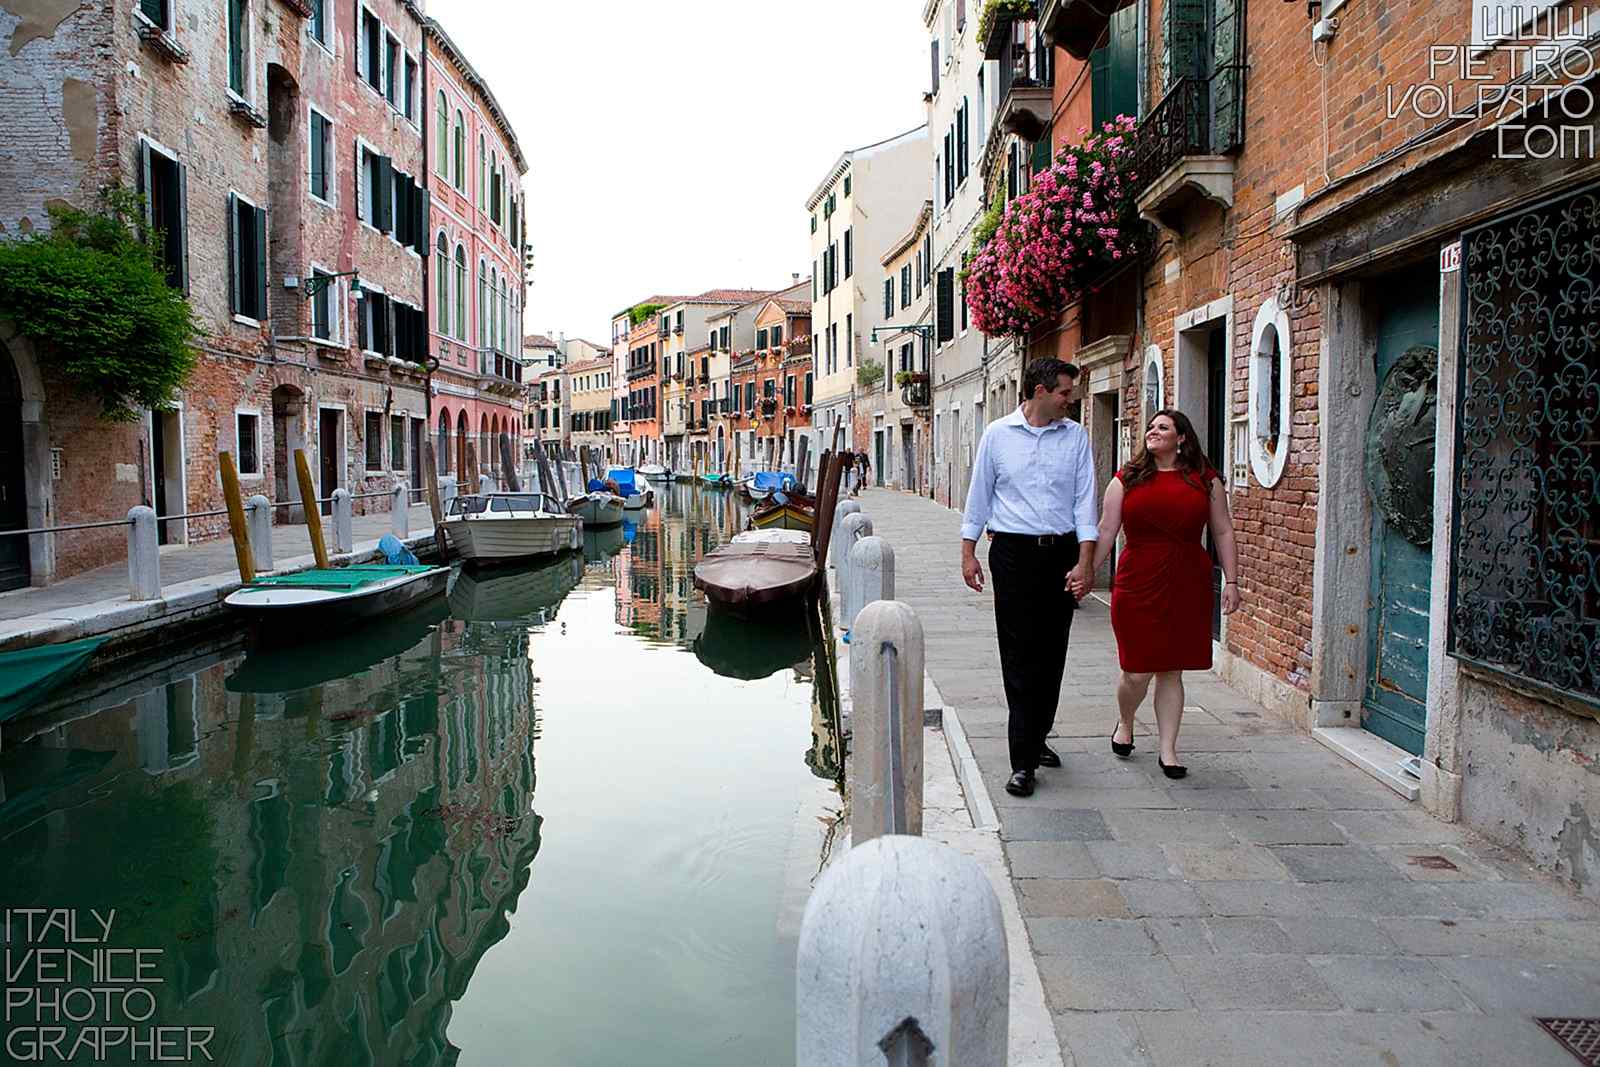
[930,39,939,96]
[844,229,852,278]
[414,185,430,254]
[377,156,393,233]
[137,141,153,227]
[227,192,240,314]
[354,0,361,74]
[357,290,368,350]
[253,204,267,320]
[176,162,190,294]
[385,295,396,356]
[354,143,364,221]
[936,268,954,343]
[1164,0,1210,89]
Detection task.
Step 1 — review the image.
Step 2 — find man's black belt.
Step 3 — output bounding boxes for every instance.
[991,531,1077,547]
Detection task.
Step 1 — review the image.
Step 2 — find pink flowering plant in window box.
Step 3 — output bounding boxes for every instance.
[966,116,1143,338]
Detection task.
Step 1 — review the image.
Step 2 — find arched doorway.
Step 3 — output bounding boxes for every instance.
[0,342,28,591]
[436,408,451,475]
[456,409,469,479]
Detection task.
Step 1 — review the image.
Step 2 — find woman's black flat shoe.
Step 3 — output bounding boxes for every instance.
[1111,726,1134,759]
[1158,758,1187,779]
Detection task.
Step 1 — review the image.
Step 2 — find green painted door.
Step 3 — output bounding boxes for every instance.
[1362,269,1440,755]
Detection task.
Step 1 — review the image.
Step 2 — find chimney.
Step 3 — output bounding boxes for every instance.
[791,273,800,284]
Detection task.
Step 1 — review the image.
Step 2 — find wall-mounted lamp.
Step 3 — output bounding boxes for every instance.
[299,270,363,301]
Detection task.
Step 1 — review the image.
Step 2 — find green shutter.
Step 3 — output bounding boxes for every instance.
[1212,0,1243,151]
[1163,0,1211,90]
[376,156,393,233]
[227,0,244,93]
[1031,120,1053,172]
[253,204,267,320]
[227,193,240,314]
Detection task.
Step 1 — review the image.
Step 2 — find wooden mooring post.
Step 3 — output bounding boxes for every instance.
[293,448,330,570]
[218,451,256,584]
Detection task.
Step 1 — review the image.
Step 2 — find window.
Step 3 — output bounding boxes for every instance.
[957,99,969,181]
[137,139,187,291]
[359,289,390,355]
[719,324,729,350]
[916,251,924,298]
[959,256,968,332]
[845,313,852,366]
[453,112,466,190]
[805,372,813,404]
[436,233,450,333]
[771,324,783,346]
[810,215,817,234]
[829,323,838,372]
[435,92,448,172]
[358,145,392,232]
[901,264,912,309]
[1091,6,1141,129]
[308,108,332,203]
[236,411,261,475]
[383,34,399,106]
[403,56,417,120]
[365,411,384,470]
[478,135,487,208]
[140,0,171,31]
[930,38,940,96]
[391,415,406,472]
[227,192,266,321]
[884,278,893,318]
[844,229,853,278]
[843,175,851,197]
[453,245,467,340]
[478,263,487,348]
[360,8,381,91]
[936,268,954,344]
[311,268,336,340]
[227,0,247,96]
[756,327,768,350]
[1248,299,1291,488]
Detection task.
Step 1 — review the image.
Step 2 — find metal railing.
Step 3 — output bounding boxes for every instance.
[1130,63,1247,200]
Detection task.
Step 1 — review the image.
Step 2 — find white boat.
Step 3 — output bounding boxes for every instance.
[605,467,651,510]
[224,564,449,631]
[568,491,625,528]
[733,529,811,547]
[441,492,583,565]
[638,464,673,483]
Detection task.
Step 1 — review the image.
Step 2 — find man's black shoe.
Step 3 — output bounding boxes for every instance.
[1038,744,1061,768]
[1005,770,1036,797]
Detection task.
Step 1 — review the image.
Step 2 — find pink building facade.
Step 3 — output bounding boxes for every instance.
[425,21,527,482]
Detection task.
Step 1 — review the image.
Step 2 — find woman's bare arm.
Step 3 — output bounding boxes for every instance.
[1209,478,1241,613]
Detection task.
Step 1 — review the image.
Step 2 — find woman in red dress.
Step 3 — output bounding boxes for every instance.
[1074,410,1240,778]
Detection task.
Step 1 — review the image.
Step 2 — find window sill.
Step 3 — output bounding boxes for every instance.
[137,21,189,64]
[308,32,334,57]
[309,193,336,210]
[307,336,346,352]
[238,472,264,482]
[233,314,263,329]
[226,92,268,128]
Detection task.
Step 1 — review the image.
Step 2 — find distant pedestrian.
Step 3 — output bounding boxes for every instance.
[960,358,1097,798]
[857,450,871,491]
[1074,409,1240,779]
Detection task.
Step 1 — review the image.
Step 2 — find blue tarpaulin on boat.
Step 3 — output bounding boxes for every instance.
[605,467,640,495]
[587,478,608,493]
[378,534,419,566]
[751,471,794,492]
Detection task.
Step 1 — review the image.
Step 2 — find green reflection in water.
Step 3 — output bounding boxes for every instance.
[0,485,839,1066]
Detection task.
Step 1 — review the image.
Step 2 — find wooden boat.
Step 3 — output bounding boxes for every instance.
[604,467,650,510]
[440,492,583,565]
[693,539,815,616]
[701,472,734,488]
[749,494,815,532]
[223,564,449,629]
[568,491,626,528]
[638,463,673,483]
[745,469,793,503]
[0,636,106,726]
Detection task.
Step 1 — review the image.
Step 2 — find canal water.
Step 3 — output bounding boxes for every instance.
[0,484,844,1066]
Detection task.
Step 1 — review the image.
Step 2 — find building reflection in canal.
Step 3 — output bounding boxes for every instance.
[0,482,839,1065]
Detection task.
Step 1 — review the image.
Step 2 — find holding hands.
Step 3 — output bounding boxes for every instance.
[1066,565,1093,600]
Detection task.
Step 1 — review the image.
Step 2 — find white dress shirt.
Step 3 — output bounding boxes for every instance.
[960,407,1099,544]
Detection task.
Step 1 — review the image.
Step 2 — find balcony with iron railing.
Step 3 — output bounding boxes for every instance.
[986,5,1052,147]
[1130,64,1245,233]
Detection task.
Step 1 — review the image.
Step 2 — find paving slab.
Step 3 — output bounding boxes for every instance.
[851,488,1600,1066]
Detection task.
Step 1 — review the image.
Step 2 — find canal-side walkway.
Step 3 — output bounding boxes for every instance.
[859,487,1600,1067]
[0,503,438,651]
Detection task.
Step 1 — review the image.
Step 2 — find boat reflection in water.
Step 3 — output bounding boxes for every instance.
[448,552,584,625]
[0,555,570,1065]
[581,523,626,563]
[691,603,814,681]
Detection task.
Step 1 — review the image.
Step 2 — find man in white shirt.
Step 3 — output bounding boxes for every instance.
[960,358,1098,797]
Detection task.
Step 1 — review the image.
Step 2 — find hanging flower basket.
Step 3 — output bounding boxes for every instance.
[965,116,1144,339]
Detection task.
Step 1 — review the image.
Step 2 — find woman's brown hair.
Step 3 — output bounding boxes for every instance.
[1118,409,1223,494]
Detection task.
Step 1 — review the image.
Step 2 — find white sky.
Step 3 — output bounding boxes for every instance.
[438,0,931,345]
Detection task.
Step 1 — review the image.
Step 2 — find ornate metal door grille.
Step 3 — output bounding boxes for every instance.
[1449,182,1600,707]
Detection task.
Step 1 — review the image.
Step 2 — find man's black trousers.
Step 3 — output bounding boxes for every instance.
[989,532,1079,773]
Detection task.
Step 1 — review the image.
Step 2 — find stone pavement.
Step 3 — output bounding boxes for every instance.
[857,487,1600,1067]
[0,503,437,623]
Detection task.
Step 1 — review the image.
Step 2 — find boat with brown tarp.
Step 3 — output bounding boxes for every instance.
[693,451,847,616]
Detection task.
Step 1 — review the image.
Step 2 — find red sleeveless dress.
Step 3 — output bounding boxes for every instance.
[1110,469,1215,672]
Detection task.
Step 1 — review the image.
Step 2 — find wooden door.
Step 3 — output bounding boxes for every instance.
[1363,272,1440,755]
[318,408,340,515]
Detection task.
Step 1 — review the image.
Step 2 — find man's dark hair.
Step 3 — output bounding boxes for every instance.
[1022,357,1080,400]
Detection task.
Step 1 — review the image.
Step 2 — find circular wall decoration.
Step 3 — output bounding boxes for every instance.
[1365,344,1438,546]
[1248,298,1293,488]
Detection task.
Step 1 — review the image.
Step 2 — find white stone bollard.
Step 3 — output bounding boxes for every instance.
[797,835,1009,1067]
[332,489,353,554]
[392,482,410,538]
[127,506,160,601]
[830,499,861,576]
[849,599,924,844]
[245,495,274,571]
[844,536,895,632]
[837,513,873,611]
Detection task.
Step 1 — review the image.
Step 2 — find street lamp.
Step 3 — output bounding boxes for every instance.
[297,270,363,300]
